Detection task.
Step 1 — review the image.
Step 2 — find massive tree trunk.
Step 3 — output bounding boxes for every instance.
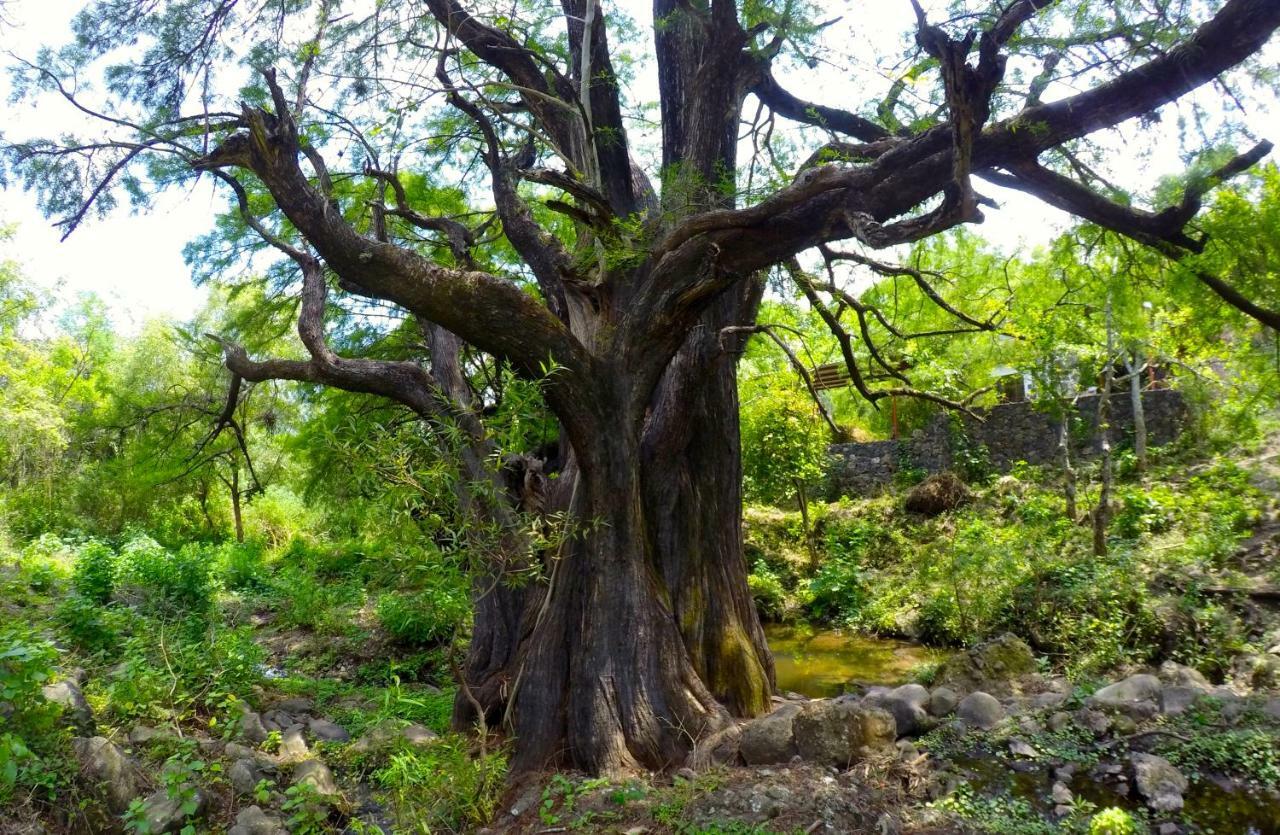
[642,282,773,718]
[509,393,729,773]
[456,288,775,738]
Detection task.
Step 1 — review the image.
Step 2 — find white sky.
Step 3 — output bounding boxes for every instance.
[0,0,1273,330]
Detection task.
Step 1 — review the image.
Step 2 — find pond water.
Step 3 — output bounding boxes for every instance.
[764,623,951,698]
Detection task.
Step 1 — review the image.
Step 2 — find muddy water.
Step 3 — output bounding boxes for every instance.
[764,623,951,698]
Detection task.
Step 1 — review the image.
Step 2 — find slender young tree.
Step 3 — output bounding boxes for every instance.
[4,0,1280,774]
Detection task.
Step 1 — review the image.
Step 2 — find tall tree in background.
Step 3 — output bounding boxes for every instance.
[3,0,1280,774]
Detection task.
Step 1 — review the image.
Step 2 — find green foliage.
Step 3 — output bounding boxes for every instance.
[373,738,507,833]
[0,627,65,803]
[376,585,470,648]
[1088,807,1141,835]
[71,540,117,604]
[747,561,788,621]
[116,535,214,612]
[216,540,269,591]
[1161,726,1280,788]
[281,781,331,834]
[740,384,829,506]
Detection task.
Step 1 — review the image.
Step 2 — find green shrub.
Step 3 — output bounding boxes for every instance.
[116,535,214,611]
[1089,807,1141,835]
[747,562,787,622]
[218,540,269,590]
[0,626,66,803]
[71,540,117,604]
[373,737,507,832]
[55,593,121,654]
[377,585,470,647]
[806,554,866,623]
[273,567,363,634]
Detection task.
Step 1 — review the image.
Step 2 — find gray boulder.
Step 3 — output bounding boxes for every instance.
[1087,674,1162,718]
[1158,661,1212,692]
[402,723,438,746]
[865,689,929,738]
[229,758,268,796]
[72,736,140,814]
[1132,753,1188,812]
[934,634,1037,696]
[793,700,896,766]
[274,697,314,714]
[955,692,1004,730]
[227,805,287,835]
[292,759,340,797]
[1159,686,1203,717]
[43,680,94,733]
[928,686,959,717]
[239,704,269,743]
[307,717,350,742]
[740,703,801,765]
[136,786,209,834]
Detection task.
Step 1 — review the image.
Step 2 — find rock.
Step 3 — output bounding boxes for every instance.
[934,634,1037,696]
[1264,698,1280,721]
[1029,691,1067,710]
[72,736,140,814]
[279,726,310,761]
[890,683,930,709]
[127,724,172,745]
[292,759,340,797]
[864,690,929,738]
[1048,711,1072,733]
[1132,753,1188,812]
[262,709,296,733]
[274,697,314,714]
[955,692,1004,730]
[904,471,971,516]
[239,705,269,743]
[307,717,350,742]
[225,742,276,766]
[928,686,959,717]
[1078,709,1111,736]
[227,805,287,835]
[793,700,896,766]
[1158,661,1212,692]
[1008,738,1037,758]
[42,680,94,733]
[401,723,437,746]
[1051,781,1073,805]
[1231,653,1280,691]
[136,786,209,833]
[1088,674,1162,718]
[1160,686,1202,716]
[740,703,801,765]
[229,758,267,796]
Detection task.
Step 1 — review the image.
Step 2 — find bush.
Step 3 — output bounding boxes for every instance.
[377,585,470,647]
[71,540,117,604]
[272,568,363,634]
[747,562,787,622]
[0,626,65,803]
[55,593,120,655]
[116,535,214,611]
[1089,807,1140,835]
[373,737,507,832]
[217,540,269,591]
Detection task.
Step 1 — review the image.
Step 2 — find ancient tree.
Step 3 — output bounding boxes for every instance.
[4,0,1280,773]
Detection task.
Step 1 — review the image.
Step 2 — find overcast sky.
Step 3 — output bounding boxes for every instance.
[1,0,1272,331]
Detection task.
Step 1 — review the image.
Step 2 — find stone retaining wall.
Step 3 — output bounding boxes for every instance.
[827,388,1186,497]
